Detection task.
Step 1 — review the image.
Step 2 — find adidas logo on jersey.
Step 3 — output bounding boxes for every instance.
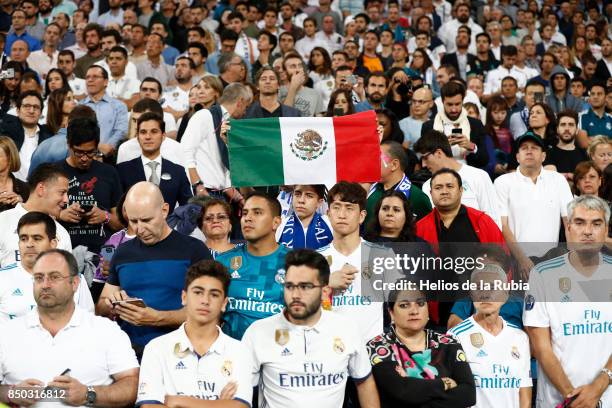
[11,288,23,296]
[231,270,241,279]
[476,349,488,358]
[281,348,292,357]
[175,361,187,370]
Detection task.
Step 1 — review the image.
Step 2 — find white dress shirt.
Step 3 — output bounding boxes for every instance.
[116,137,186,168]
[14,126,39,182]
[141,154,162,182]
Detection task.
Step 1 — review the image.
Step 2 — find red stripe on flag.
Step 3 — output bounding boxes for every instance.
[332,111,381,183]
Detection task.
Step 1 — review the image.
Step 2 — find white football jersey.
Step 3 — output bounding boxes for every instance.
[137,324,253,406]
[241,310,371,408]
[523,253,612,407]
[0,262,94,322]
[0,204,72,267]
[318,239,385,342]
[449,316,532,408]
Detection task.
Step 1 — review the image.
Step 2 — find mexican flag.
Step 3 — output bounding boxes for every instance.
[228,111,381,187]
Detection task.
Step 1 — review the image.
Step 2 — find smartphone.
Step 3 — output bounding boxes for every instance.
[80,204,93,212]
[555,396,577,408]
[450,128,462,139]
[333,108,344,116]
[534,92,544,104]
[100,245,115,263]
[346,75,357,85]
[112,298,146,308]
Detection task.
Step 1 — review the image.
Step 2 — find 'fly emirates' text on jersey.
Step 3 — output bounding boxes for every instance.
[523,253,612,407]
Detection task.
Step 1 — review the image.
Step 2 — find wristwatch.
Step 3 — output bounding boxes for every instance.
[85,386,97,406]
[601,368,612,385]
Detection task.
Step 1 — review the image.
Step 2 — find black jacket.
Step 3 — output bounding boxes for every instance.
[116,157,192,212]
[421,116,489,169]
[0,114,53,150]
[244,101,302,118]
[440,52,479,76]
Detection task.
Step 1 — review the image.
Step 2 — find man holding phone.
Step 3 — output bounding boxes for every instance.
[421,82,489,169]
[97,182,212,358]
[58,116,123,255]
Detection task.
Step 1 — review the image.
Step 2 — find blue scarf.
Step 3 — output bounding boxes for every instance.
[279,212,333,250]
[367,175,412,199]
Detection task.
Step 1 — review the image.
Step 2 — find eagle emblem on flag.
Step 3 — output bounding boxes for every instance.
[290,129,328,161]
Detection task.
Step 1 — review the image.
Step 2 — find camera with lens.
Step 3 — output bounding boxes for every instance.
[394,77,412,96]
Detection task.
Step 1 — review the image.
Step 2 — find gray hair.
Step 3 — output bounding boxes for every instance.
[567,195,611,224]
[218,52,241,74]
[219,83,252,105]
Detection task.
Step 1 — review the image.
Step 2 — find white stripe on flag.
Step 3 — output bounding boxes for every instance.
[280,117,337,185]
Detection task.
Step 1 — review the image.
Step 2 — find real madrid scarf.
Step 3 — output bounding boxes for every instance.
[367,174,412,199]
[279,212,333,250]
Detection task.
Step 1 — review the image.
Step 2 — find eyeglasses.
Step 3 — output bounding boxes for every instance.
[204,214,230,222]
[72,148,99,158]
[33,273,72,284]
[20,104,41,111]
[283,283,323,292]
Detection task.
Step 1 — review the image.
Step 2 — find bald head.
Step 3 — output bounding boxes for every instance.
[125,182,171,245]
[411,86,433,118]
[126,181,165,208]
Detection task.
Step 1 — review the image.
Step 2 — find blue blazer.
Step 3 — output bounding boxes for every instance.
[117,157,193,212]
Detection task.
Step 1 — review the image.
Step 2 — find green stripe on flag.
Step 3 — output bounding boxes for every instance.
[228,117,285,187]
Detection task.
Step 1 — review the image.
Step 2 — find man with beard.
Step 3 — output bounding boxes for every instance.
[0,249,140,408]
[355,71,387,112]
[422,82,489,169]
[21,0,45,41]
[162,57,195,122]
[216,192,289,339]
[544,110,588,179]
[245,66,301,118]
[137,260,252,407]
[472,33,499,78]
[437,2,482,54]
[440,25,477,81]
[524,195,612,408]
[74,23,104,79]
[280,52,324,117]
[242,249,380,408]
[0,212,93,322]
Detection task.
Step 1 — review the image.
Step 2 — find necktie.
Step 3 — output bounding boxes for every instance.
[147,161,160,185]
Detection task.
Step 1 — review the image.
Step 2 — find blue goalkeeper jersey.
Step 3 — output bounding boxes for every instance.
[217,244,289,339]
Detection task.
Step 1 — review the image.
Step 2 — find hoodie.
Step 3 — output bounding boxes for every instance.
[546,65,584,113]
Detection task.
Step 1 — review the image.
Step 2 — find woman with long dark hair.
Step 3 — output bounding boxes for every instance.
[365,191,417,242]
[484,96,512,173]
[377,108,405,144]
[326,89,355,117]
[410,48,435,87]
[528,103,557,147]
[308,47,333,83]
[44,68,70,97]
[46,89,77,135]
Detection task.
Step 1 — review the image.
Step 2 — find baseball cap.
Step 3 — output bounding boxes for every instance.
[516,131,546,149]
